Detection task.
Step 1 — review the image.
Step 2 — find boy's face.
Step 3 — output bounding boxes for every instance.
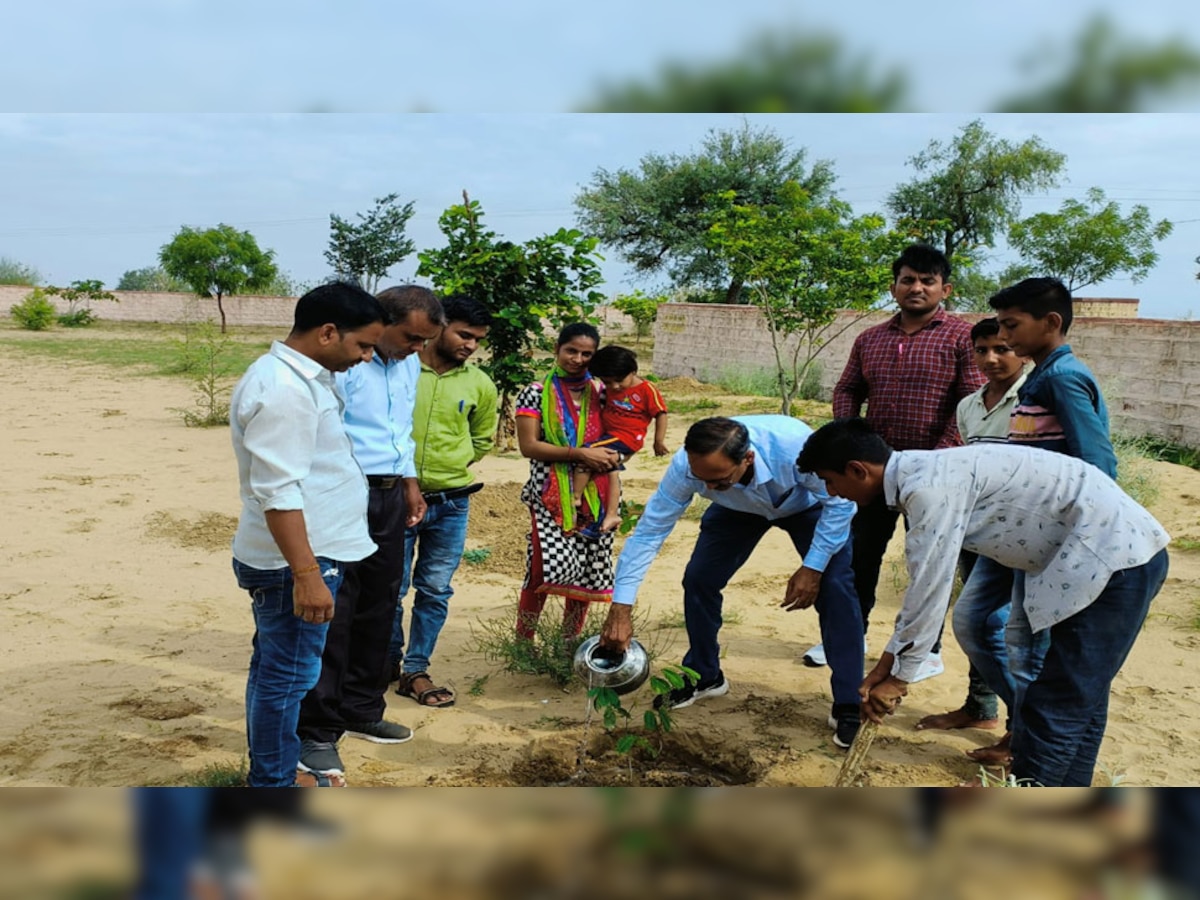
[992,308,1058,361]
[972,334,1025,384]
[599,372,637,393]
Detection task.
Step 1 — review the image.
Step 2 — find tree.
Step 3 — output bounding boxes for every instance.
[417,192,606,447]
[159,224,278,333]
[611,290,668,343]
[325,193,416,293]
[43,279,119,327]
[0,256,41,285]
[705,181,906,415]
[581,31,907,113]
[997,16,1200,112]
[575,122,834,303]
[116,265,187,292]
[948,259,1035,313]
[886,120,1066,268]
[1007,187,1174,293]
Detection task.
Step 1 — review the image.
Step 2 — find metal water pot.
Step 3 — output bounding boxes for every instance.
[573,635,650,695]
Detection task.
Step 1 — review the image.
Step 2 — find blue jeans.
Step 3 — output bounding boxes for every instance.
[1004,569,1050,736]
[233,558,344,788]
[952,556,1016,713]
[1011,549,1168,787]
[131,788,211,900]
[389,495,471,675]
[681,504,863,705]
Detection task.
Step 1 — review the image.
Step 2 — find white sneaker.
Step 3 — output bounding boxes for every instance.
[803,637,869,668]
[908,652,945,684]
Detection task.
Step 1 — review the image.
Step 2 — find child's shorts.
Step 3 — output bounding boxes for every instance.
[585,434,635,469]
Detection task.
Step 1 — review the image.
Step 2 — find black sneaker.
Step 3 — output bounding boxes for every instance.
[829,703,861,749]
[344,720,414,744]
[652,673,730,710]
[297,739,345,777]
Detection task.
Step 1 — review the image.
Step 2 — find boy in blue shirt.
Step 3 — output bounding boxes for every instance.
[957,277,1119,769]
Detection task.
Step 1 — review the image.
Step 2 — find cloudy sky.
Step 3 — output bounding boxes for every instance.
[2,113,1197,319]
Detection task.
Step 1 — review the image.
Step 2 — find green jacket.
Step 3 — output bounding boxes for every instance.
[412,361,499,491]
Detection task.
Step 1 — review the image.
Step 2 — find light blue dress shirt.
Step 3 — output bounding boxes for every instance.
[337,352,419,478]
[612,415,856,606]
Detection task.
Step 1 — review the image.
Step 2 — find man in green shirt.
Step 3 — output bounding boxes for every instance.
[389,295,498,707]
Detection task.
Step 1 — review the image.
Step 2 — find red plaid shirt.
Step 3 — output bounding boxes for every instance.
[832,308,984,450]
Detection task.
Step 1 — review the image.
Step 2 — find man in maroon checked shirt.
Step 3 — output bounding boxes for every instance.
[802,244,984,683]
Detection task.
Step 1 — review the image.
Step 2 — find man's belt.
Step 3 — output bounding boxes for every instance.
[423,483,484,505]
[365,475,403,489]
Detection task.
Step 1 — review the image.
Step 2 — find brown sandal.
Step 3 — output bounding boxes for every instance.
[395,671,455,708]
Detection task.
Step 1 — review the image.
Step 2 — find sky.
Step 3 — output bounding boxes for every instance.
[4,1,1198,113]
[2,113,1198,319]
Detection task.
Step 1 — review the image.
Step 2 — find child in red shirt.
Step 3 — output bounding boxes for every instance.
[572,345,669,538]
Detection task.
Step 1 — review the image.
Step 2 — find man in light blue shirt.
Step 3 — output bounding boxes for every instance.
[600,416,865,748]
[230,282,385,787]
[296,285,444,784]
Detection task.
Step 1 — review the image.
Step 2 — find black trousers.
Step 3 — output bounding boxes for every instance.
[298,481,408,743]
[849,491,901,633]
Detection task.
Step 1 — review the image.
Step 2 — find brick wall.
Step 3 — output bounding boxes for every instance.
[0,285,298,327]
[652,303,1200,448]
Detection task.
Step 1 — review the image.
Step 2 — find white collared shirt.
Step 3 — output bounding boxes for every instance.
[230,341,376,569]
[882,444,1169,681]
[955,366,1031,443]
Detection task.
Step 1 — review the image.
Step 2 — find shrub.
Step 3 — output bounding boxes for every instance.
[10,288,57,330]
[57,308,97,328]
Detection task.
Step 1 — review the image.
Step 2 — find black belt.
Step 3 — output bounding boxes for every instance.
[423,483,483,505]
[366,475,403,489]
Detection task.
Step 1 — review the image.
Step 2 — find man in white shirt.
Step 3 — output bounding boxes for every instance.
[599,416,865,749]
[296,285,444,785]
[230,283,385,788]
[797,418,1170,787]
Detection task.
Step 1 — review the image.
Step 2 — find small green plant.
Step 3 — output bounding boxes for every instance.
[44,279,118,328]
[670,397,721,416]
[1112,434,1161,507]
[462,547,492,565]
[1171,538,1200,552]
[186,759,248,787]
[587,665,699,777]
[471,604,605,687]
[612,289,668,342]
[617,500,645,535]
[56,308,97,328]
[10,287,57,330]
[467,674,489,696]
[172,320,234,427]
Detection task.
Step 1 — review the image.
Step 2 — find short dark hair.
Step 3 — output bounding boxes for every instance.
[440,294,492,328]
[796,418,893,474]
[988,277,1073,335]
[292,282,385,333]
[892,244,952,283]
[376,284,447,328]
[970,317,1002,343]
[556,322,601,348]
[684,417,751,462]
[588,345,638,378]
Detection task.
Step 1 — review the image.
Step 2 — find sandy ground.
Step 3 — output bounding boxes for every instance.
[2,359,1199,787]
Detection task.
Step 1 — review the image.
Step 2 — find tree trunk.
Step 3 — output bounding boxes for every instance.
[496,393,517,452]
[723,277,744,304]
[217,292,227,334]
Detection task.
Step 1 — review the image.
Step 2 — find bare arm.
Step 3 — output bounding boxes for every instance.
[515,415,617,472]
[264,509,334,624]
[652,412,668,456]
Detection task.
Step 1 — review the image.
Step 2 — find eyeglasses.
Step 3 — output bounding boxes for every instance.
[688,459,746,489]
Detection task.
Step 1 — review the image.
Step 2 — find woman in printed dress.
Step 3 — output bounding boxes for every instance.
[514,323,621,640]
